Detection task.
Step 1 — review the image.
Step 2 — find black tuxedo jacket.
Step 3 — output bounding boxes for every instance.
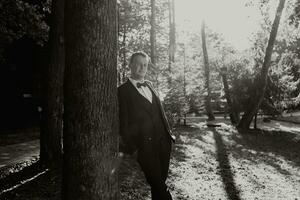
[118,80,175,154]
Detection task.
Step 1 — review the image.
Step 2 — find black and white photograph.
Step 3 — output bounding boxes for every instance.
[0,0,299,199]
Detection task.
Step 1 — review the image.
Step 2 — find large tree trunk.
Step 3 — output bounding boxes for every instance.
[220,67,239,125]
[238,0,285,129]
[201,20,215,121]
[63,0,118,199]
[150,0,156,66]
[40,0,64,166]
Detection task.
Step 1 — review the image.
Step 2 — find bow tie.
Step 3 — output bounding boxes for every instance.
[136,82,148,88]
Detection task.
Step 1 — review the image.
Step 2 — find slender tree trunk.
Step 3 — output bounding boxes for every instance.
[168,0,172,73]
[254,112,257,129]
[121,5,127,84]
[150,0,156,66]
[171,0,175,51]
[150,0,160,90]
[167,0,176,86]
[168,0,176,72]
[183,44,187,123]
[238,0,285,129]
[183,45,186,97]
[122,28,127,83]
[63,0,118,199]
[201,20,215,121]
[220,67,239,124]
[117,4,121,86]
[40,0,64,166]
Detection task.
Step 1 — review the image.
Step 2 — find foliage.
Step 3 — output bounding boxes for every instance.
[248,0,300,111]
[117,0,169,86]
[119,0,300,120]
[164,73,188,113]
[0,0,50,63]
[289,0,300,27]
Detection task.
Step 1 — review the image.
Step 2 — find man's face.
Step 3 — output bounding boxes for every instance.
[130,55,148,80]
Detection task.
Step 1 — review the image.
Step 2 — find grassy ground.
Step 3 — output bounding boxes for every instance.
[1,122,300,199]
[167,123,300,199]
[0,155,150,200]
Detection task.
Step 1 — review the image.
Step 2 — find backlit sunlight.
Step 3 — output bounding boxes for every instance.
[175,0,277,50]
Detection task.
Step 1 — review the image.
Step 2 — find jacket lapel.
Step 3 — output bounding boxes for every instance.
[126,80,153,116]
[125,80,175,142]
[145,82,173,137]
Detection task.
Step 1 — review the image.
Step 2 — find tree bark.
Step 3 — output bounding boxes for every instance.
[150,0,156,66]
[201,20,215,121]
[238,0,285,129]
[63,0,118,199]
[40,0,64,166]
[220,67,239,125]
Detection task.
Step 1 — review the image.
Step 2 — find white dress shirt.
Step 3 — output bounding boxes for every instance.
[129,78,153,103]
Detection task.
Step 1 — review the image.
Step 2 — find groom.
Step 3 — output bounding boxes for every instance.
[118,52,175,200]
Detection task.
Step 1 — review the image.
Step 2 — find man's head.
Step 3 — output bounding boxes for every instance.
[129,52,149,81]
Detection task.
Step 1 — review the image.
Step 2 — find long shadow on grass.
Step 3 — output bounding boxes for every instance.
[172,125,241,200]
[211,127,241,200]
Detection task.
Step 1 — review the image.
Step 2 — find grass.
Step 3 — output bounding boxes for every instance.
[1,121,300,199]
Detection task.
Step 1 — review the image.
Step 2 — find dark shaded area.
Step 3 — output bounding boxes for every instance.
[0,161,43,193]
[1,166,61,200]
[0,128,39,146]
[0,156,39,180]
[231,128,300,170]
[0,155,151,200]
[118,156,150,199]
[0,37,45,130]
[211,127,241,200]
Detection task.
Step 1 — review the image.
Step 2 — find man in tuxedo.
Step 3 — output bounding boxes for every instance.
[118,52,175,200]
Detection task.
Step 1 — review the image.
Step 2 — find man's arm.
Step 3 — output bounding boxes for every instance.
[118,88,138,154]
[145,81,176,142]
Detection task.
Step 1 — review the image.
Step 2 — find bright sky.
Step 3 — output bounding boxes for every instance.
[175,0,270,51]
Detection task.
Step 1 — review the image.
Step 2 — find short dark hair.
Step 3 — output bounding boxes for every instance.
[129,51,149,65]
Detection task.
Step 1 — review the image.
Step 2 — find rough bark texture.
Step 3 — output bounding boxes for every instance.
[40,0,64,166]
[238,0,285,129]
[63,0,118,199]
[201,21,215,121]
[150,0,156,66]
[220,67,239,125]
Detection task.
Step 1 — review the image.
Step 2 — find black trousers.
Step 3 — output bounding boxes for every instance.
[137,136,172,200]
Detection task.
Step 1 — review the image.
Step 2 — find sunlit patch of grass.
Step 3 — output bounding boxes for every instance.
[212,124,300,199]
[173,121,300,199]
